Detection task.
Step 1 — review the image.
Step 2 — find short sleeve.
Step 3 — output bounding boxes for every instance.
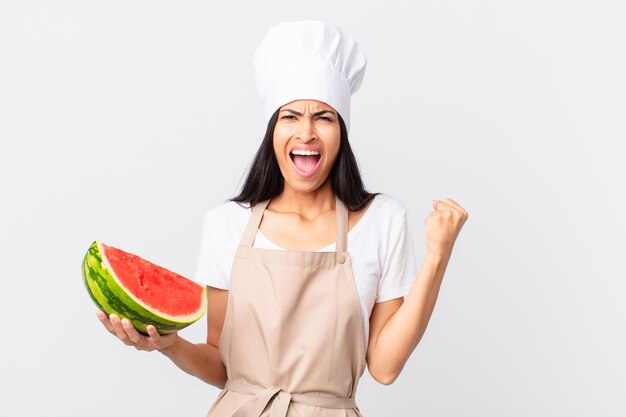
[376,208,419,302]
[193,210,229,289]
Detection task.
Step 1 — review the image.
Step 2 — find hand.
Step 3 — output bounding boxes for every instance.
[424,198,469,258]
[97,310,180,353]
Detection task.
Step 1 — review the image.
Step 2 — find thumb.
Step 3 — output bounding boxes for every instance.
[146,325,161,341]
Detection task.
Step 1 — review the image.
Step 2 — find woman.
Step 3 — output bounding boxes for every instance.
[97,20,468,416]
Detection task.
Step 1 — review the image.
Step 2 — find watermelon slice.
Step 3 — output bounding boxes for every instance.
[81,241,207,335]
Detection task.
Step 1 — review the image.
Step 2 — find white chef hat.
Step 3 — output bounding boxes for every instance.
[253,20,367,134]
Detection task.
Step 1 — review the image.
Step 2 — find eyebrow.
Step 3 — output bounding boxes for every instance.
[280,108,337,117]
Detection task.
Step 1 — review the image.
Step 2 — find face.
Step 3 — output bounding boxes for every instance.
[273,99,341,193]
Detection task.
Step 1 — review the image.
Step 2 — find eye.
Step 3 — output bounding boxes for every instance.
[280,114,333,121]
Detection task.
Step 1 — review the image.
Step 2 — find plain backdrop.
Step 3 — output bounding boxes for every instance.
[1,1,624,416]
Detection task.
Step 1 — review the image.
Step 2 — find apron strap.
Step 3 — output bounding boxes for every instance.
[335,194,348,253]
[240,198,271,247]
[239,194,349,252]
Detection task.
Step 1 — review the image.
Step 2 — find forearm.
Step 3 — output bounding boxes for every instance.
[372,252,450,383]
[158,336,228,389]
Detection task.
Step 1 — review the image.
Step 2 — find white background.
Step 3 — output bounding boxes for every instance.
[1,1,625,416]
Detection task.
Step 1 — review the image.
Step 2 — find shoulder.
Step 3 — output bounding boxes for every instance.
[363,193,410,226]
[204,199,250,219]
[201,200,251,235]
[350,193,412,253]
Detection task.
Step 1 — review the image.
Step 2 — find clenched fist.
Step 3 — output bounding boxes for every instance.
[424,198,468,258]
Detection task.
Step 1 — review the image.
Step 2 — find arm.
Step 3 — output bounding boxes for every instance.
[159,286,228,388]
[366,252,449,385]
[159,336,226,388]
[98,285,228,388]
[367,198,468,385]
[155,208,229,387]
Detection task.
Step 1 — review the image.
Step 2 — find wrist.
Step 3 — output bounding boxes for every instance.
[158,333,181,356]
[424,250,449,265]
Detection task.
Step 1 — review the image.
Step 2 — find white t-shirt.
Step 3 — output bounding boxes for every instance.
[193,193,419,352]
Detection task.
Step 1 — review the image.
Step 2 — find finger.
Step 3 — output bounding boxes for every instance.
[147,325,167,349]
[109,314,133,345]
[121,318,143,345]
[443,198,461,208]
[433,200,461,215]
[442,198,468,215]
[433,199,451,210]
[97,311,115,334]
[433,200,455,210]
[146,325,161,342]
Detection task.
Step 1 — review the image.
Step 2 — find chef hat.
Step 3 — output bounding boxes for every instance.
[253,20,367,134]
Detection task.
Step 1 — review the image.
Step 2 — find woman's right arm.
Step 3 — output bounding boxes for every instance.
[97,285,228,389]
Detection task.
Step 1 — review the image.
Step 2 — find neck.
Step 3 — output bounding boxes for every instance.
[269,180,335,220]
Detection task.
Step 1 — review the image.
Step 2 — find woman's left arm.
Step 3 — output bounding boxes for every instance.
[367,198,468,385]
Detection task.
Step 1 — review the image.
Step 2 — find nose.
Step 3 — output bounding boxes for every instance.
[296,116,317,143]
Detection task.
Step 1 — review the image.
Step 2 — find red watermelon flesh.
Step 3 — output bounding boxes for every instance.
[100,242,203,318]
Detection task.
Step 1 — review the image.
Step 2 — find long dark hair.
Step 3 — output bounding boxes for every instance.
[229,107,379,212]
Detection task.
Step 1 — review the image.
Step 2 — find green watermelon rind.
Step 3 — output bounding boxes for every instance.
[82,241,207,335]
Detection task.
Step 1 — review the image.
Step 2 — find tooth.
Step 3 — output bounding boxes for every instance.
[291,150,320,155]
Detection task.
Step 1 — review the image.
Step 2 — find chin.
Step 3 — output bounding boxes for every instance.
[286,175,331,193]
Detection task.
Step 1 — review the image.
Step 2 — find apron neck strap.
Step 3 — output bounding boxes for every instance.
[239,194,349,252]
[335,194,348,253]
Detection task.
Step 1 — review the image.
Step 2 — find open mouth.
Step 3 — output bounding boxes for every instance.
[289,151,322,177]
